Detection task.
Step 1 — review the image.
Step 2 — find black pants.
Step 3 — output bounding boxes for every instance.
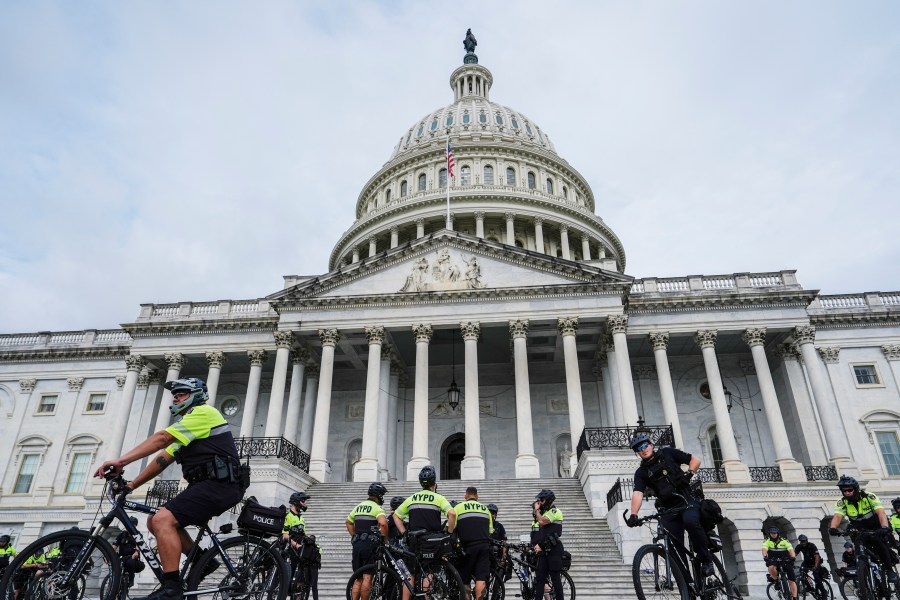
[660,499,712,566]
[533,547,564,600]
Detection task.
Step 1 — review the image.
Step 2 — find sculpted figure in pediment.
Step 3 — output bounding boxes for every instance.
[433,248,460,283]
[399,257,430,292]
[465,256,484,289]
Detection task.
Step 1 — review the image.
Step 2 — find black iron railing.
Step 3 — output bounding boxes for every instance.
[749,466,783,482]
[145,480,183,508]
[606,478,624,511]
[697,467,727,483]
[576,423,675,458]
[236,437,310,473]
[805,465,838,481]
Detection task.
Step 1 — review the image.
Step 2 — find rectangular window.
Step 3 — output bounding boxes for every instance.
[439,169,447,188]
[853,365,880,386]
[86,393,106,413]
[36,394,58,414]
[876,431,900,476]
[64,452,91,494]
[14,454,39,494]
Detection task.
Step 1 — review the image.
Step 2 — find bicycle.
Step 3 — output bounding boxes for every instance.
[627,505,741,600]
[797,564,834,600]
[765,556,795,600]
[491,539,574,600]
[281,532,320,600]
[835,528,899,600]
[485,543,508,600]
[344,533,465,600]
[838,567,859,600]
[0,468,290,600]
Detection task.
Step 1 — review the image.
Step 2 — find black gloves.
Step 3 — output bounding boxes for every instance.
[626,514,640,528]
[829,528,841,537]
[880,525,891,536]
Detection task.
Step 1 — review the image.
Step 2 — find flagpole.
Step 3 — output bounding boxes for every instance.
[446,133,452,230]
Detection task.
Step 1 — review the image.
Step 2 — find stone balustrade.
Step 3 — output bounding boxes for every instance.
[815,293,900,309]
[137,299,275,321]
[0,329,132,350]
[630,271,800,294]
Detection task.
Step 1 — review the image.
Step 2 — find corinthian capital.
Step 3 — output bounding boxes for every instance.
[460,321,481,342]
[533,216,544,226]
[793,325,816,345]
[291,348,309,364]
[136,370,151,389]
[504,212,515,223]
[318,328,341,347]
[19,378,37,393]
[274,331,295,350]
[412,323,433,343]
[248,349,269,367]
[305,362,320,378]
[67,377,85,391]
[649,332,669,351]
[206,351,227,369]
[775,343,802,362]
[365,325,386,345]
[557,317,578,337]
[742,328,767,348]
[695,330,718,349]
[125,354,145,372]
[596,349,608,363]
[509,319,529,339]
[817,346,841,364]
[164,352,186,371]
[474,211,485,221]
[882,344,900,361]
[633,365,656,380]
[608,315,628,334]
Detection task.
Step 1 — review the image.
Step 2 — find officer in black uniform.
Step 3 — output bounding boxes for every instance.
[840,541,857,576]
[346,482,389,600]
[487,504,509,578]
[531,489,564,600]
[625,432,713,577]
[452,486,493,600]
[795,534,827,597]
[113,517,146,589]
[388,496,406,543]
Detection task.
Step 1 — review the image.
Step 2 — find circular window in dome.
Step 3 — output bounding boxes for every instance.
[511,117,519,129]
[446,115,454,127]
[495,113,503,125]
[525,122,533,136]
[221,397,240,417]
[462,112,470,124]
[417,124,424,138]
[430,118,438,131]
[479,112,487,124]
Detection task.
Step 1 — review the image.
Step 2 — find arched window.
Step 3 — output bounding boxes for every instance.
[13,435,51,494]
[417,124,424,137]
[430,118,438,132]
[483,165,494,185]
[439,168,448,188]
[495,113,504,125]
[446,114,454,127]
[511,116,519,130]
[525,122,534,136]
[479,112,487,124]
[460,166,471,186]
[562,185,568,200]
[527,172,536,190]
[546,179,554,195]
[462,112,470,124]
[405,131,412,145]
[506,167,516,186]
[400,180,408,197]
[385,189,391,204]
[708,427,724,470]
[418,173,427,191]
[63,434,102,495]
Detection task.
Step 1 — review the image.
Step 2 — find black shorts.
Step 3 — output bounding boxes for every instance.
[164,480,244,528]
[455,542,490,583]
[352,540,377,572]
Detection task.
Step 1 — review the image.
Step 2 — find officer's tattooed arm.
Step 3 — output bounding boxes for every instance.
[128,451,175,490]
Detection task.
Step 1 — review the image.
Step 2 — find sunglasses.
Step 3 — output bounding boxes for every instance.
[635,443,651,452]
[172,391,191,400]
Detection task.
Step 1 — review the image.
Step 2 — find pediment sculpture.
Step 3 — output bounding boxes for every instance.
[399,248,485,292]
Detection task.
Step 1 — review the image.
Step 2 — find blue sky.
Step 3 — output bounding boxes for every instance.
[1,1,899,332]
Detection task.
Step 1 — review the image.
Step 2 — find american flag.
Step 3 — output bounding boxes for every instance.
[446,140,456,178]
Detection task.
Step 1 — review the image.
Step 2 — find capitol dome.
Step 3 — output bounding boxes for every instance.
[329,52,625,273]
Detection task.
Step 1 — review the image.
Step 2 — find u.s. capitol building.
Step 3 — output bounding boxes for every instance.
[2,39,898,596]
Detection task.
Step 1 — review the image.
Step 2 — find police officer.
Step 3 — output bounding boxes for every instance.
[347,482,389,600]
[763,526,797,599]
[795,534,826,598]
[388,496,406,543]
[113,517,146,590]
[890,498,900,536]
[531,489,564,600]
[625,432,713,577]
[829,475,898,584]
[95,377,244,600]
[453,487,493,600]
[0,535,16,577]
[487,504,508,577]
[285,491,318,600]
[840,541,857,576]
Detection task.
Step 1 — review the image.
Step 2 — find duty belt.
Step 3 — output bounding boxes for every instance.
[352,533,376,543]
[183,456,242,484]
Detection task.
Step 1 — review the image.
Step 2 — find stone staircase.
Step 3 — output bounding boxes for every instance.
[303,477,631,599]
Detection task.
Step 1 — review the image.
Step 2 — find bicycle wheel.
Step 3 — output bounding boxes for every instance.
[291,563,313,600]
[855,559,872,600]
[767,582,786,600]
[0,528,120,600]
[545,570,575,600]
[487,568,506,600]
[632,544,688,600]
[345,564,403,600]
[186,534,289,600]
[418,560,466,600]
[841,577,860,600]
[703,554,741,600]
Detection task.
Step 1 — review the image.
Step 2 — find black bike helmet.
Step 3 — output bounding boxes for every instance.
[487,503,498,515]
[390,496,405,510]
[368,482,388,502]
[629,432,653,452]
[892,497,900,509]
[419,465,437,489]
[0,535,9,544]
[536,489,556,503]
[798,534,808,543]
[768,526,780,535]
[837,475,859,492]
[290,491,311,511]
[844,542,854,549]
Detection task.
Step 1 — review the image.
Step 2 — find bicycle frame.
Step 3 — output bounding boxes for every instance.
[844,528,894,599]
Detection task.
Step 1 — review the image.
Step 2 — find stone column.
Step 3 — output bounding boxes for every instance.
[560,224,571,260]
[596,351,616,427]
[534,217,545,254]
[603,337,624,426]
[309,329,340,482]
[695,330,750,482]
[649,332,683,448]
[239,350,268,438]
[882,345,900,395]
[474,212,485,239]
[282,349,308,445]
[743,328,806,481]
[368,236,377,257]
[154,352,185,433]
[416,218,425,239]
[387,365,402,479]
[407,324,433,479]
[792,326,856,474]
[264,331,294,437]
[776,344,828,465]
[461,321,486,479]
[505,213,515,246]
[298,362,319,454]
[581,233,592,261]
[110,355,145,456]
[205,351,227,406]
[558,317,586,448]
[510,319,540,477]
[390,226,399,249]
[352,247,360,263]
[356,326,384,481]
[376,346,392,480]
[609,316,639,425]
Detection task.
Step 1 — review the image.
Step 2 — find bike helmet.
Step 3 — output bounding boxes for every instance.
[165,377,209,416]
[798,534,808,543]
[768,526,780,535]
[629,432,653,452]
[290,491,311,510]
[487,503,499,515]
[837,475,859,492]
[844,542,854,549]
[892,497,900,509]
[536,489,556,504]
[0,535,9,544]
[390,496,405,510]
[368,482,388,502]
[419,465,437,489]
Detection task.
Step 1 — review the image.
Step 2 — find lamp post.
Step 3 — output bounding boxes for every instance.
[447,330,460,410]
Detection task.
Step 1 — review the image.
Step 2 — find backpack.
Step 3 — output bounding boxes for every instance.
[699,498,724,531]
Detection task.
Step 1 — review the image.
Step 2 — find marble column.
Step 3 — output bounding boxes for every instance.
[581,233,592,261]
[474,212,485,239]
[534,217,545,254]
[309,329,340,482]
[264,331,294,437]
[387,365,402,479]
[110,354,145,455]
[298,362,319,454]
[882,345,900,395]
[776,344,828,465]
[368,236,377,257]
[390,226,399,249]
[460,321,486,479]
[596,351,616,427]
[416,218,425,239]
[560,224,571,260]
[649,332,683,448]
[407,324,433,480]
[352,247,360,263]
[282,349,308,445]
[154,352,185,433]
[205,351,227,406]
[239,350,268,438]
[743,328,806,481]
[695,330,750,482]
[505,213,515,246]
[356,326,384,481]
[510,319,540,477]
[558,317,586,448]
[376,346,392,480]
[609,316,639,425]
[603,337,624,426]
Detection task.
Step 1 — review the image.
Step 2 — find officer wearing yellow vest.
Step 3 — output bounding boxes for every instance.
[452,486,494,600]
[94,377,245,600]
[890,498,900,538]
[531,489,565,600]
[285,491,319,600]
[828,475,898,584]
[0,535,16,575]
[347,482,389,600]
[762,526,797,599]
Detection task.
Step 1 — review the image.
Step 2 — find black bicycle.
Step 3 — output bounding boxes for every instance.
[491,540,574,600]
[765,556,794,600]
[0,469,289,600]
[835,528,900,600]
[797,564,834,600]
[838,567,859,600]
[281,533,319,600]
[628,506,741,600]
